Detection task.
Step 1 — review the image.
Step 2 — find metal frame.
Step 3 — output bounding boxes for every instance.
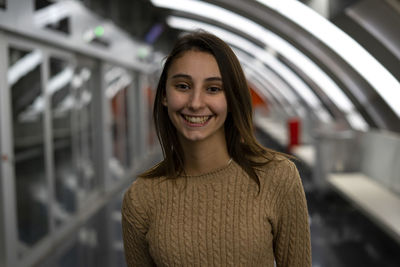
[0,3,162,266]
[0,0,154,73]
[0,4,167,267]
[0,29,19,267]
[0,30,26,267]
[99,62,114,191]
[127,71,141,167]
[1,31,128,267]
[71,55,103,211]
[213,0,400,131]
[3,32,80,267]
[42,47,55,251]
[138,73,150,157]
[0,29,3,267]
[103,62,131,177]
[101,62,155,182]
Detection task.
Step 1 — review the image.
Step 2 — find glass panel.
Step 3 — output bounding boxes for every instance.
[106,66,133,179]
[49,57,77,226]
[72,66,96,198]
[8,47,49,250]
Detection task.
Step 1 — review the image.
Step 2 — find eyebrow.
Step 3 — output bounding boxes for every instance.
[170,73,222,82]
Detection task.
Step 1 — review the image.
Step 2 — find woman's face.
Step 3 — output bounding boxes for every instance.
[163,50,228,144]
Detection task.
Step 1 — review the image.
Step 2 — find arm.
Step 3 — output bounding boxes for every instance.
[273,162,312,267]
[121,180,156,267]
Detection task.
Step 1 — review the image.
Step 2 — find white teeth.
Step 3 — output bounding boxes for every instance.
[184,115,210,124]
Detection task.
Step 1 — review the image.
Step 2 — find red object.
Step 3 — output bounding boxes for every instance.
[250,87,265,107]
[288,118,301,151]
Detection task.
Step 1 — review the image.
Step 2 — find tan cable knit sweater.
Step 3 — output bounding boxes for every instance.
[122,158,311,266]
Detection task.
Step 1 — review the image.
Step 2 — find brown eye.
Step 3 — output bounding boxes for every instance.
[207,86,222,93]
[176,83,190,90]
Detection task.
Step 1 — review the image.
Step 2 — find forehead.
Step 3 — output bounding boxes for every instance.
[167,50,221,78]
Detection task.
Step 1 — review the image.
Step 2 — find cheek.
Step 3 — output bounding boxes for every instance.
[166,96,184,112]
[165,90,186,116]
[211,97,228,117]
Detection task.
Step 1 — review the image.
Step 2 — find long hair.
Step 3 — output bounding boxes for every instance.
[140,31,284,187]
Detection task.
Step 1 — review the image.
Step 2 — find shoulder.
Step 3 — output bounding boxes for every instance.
[255,155,300,192]
[122,177,157,221]
[123,175,163,202]
[256,154,297,175]
[125,177,149,195]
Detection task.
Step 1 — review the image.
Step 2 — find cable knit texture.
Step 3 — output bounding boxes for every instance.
[122,157,311,267]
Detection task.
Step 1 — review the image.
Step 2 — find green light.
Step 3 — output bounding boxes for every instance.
[137,47,149,59]
[94,26,104,37]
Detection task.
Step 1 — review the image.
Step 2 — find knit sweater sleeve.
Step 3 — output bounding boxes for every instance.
[121,179,156,267]
[273,161,312,267]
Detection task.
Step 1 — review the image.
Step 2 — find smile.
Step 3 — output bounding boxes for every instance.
[182,114,212,124]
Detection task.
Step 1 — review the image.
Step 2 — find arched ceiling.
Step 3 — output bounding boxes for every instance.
[81,0,400,132]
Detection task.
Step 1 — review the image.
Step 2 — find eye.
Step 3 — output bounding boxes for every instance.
[175,83,190,91]
[207,86,222,93]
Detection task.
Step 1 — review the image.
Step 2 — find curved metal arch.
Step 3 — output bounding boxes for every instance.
[151,0,373,131]
[207,0,400,131]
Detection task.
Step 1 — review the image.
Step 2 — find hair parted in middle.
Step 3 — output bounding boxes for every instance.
[140,30,284,187]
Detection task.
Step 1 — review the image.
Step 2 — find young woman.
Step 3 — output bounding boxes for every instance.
[122,31,311,266]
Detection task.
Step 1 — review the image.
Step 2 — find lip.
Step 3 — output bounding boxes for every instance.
[180,113,213,127]
[181,113,213,117]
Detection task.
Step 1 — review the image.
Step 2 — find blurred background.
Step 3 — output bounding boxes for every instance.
[0,0,400,266]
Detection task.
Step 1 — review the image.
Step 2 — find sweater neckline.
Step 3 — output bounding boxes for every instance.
[182,159,238,183]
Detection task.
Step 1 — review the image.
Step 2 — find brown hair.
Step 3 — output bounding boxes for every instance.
[140,30,284,187]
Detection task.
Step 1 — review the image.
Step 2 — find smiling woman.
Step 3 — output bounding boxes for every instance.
[162,50,228,160]
[121,31,311,267]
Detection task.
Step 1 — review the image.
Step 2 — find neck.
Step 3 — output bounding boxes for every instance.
[179,136,231,176]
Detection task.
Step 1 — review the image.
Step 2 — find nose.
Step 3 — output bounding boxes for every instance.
[187,89,205,110]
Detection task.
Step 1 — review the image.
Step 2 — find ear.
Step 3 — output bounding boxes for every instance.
[162,96,167,107]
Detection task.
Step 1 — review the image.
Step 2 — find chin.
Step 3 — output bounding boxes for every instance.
[182,134,207,142]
